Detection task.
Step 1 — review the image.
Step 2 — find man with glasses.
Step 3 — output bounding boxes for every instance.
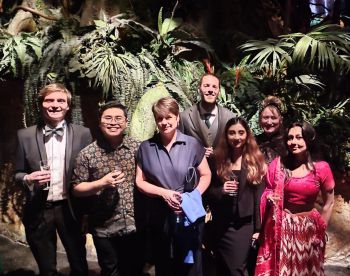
[14,83,92,276]
[72,101,142,276]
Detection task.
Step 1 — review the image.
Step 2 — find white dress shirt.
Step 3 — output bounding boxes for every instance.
[44,120,67,201]
[199,104,218,126]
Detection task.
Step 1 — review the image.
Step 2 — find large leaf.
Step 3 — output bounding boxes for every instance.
[239,39,292,76]
[281,24,350,73]
[129,83,170,141]
[294,75,324,90]
[160,18,182,36]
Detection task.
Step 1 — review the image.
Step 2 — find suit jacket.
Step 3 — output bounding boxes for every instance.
[14,123,92,228]
[206,164,264,232]
[179,103,235,148]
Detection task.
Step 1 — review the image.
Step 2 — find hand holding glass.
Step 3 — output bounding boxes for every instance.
[173,193,183,224]
[114,165,121,174]
[111,165,125,187]
[228,174,239,197]
[39,160,50,190]
[268,192,281,205]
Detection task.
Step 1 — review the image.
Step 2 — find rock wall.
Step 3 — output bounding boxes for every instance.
[326,172,350,266]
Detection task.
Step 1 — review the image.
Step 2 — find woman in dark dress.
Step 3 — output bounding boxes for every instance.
[208,117,267,275]
[256,96,287,163]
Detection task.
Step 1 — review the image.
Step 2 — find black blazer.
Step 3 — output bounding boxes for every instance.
[206,163,264,232]
[14,123,92,228]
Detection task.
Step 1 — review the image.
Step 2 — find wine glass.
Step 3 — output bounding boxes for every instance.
[39,160,50,190]
[229,172,239,197]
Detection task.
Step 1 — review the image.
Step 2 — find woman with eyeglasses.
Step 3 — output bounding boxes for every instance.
[135,97,211,276]
[255,121,335,275]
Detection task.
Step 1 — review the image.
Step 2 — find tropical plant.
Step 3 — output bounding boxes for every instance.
[239,25,350,87]
[22,23,81,125]
[0,32,42,79]
[233,24,350,168]
[0,10,208,127]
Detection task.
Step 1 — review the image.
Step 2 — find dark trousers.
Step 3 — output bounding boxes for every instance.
[25,200,88,276]
[151,218,205,276]
[93,233,143,276]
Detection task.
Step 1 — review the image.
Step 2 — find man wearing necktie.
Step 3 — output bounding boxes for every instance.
[14,83,92,276]
[179,74,236,276]
[179,73,236,158]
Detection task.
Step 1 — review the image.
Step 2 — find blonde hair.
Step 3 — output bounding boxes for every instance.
[38,83,72,106]
[152,97,179,117]
[260,96,283,117]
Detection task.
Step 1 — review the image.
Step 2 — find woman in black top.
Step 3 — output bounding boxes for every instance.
[208,117,266,275]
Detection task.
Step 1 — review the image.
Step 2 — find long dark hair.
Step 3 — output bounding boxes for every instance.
[283,121,317,170]
[214,117,266,184]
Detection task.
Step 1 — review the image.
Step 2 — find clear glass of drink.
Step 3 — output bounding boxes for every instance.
[39,160,50,190]
[229,172,239,197]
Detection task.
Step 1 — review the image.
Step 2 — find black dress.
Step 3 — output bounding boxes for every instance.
[207,166,263,276]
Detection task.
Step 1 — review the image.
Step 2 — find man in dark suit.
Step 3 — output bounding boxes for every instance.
[179,73,236,158]
[14,83,92,276]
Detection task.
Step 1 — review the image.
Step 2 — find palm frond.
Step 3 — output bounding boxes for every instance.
[239,39,292,76]
[280,25,350,73]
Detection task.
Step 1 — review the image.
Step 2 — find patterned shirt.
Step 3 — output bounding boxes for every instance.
[72,135,140,238]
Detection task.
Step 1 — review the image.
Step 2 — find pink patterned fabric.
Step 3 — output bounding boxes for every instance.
[255,157,332,276]
[255,157,285,276]
[279,209,326,275]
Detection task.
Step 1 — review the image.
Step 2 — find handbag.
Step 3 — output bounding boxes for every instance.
[184,166,198,192]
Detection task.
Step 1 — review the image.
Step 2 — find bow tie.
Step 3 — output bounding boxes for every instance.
[44,126,64,137]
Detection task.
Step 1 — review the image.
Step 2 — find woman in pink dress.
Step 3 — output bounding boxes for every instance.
[255,121,335,275]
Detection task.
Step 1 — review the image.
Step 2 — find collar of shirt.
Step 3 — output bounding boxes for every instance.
[150,130,187,147]
[198,103,218,118]
[97,133,132,152]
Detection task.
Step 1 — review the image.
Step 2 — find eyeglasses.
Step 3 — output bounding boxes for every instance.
[101,116,126,124]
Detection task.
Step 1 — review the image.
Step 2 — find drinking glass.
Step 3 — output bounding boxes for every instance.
[229,172,239,197]
[39,160,50,190]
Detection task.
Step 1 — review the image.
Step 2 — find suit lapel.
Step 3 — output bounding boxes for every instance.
[189,104,209,147]
[34,126,49,200]
[65,124,73,178]
[213,106,224,148]
[36,126,47,162]
[238,165,248,201]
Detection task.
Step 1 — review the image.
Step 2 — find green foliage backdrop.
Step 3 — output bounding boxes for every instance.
[0,12,349,170]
